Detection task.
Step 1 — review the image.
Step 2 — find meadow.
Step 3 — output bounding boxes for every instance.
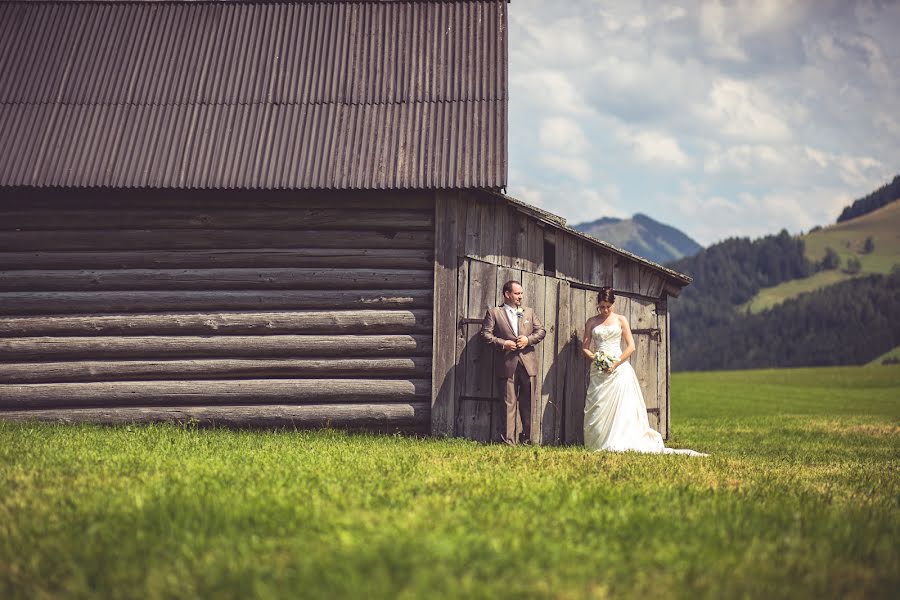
[1,366,898,599]
[741,200,899,314]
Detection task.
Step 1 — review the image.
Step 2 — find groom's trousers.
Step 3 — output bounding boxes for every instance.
[501,360,533,445]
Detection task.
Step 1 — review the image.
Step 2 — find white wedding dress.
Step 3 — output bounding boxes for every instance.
[584,322,707,456]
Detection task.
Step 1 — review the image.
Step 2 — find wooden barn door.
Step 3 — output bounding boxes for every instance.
[560,289,666,443]
[0,191,434,432]
[453,258,564,444]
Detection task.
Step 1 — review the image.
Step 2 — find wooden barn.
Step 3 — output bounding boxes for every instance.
[0,0,690,443]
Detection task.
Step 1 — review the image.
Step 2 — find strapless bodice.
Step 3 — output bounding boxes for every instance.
[592,322,622,355]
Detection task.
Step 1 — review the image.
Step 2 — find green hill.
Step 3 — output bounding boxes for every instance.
[743,199,900,313]
[667,184,900,371]
[805,198,900,274]
[572,213,702,264]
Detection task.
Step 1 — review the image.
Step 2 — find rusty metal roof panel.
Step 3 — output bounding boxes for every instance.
[0,99,506,189]
[0,0,508,190]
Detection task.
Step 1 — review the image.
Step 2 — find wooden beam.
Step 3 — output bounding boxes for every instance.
[0,310,433,337]
[0,249,434,271]
[0,358,432,384]
[0,209,434,231]
[0,268,433,292]
[0,334,433,360]
[0,379,432,409]
[0,289,432,315]
[0,229,434,251]
[0,403,431,433]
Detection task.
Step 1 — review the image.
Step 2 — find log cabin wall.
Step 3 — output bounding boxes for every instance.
[431,190,674,444]
[0,189,435,432]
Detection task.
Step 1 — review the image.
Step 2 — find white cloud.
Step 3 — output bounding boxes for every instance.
[539,117,590,154]
[507,0,900,246]
[704,144,781,173]
[538,154,593,183]
[620,129,692,168]
[660,5,686,22]
[697,78,792,142]
[510,69,592,116]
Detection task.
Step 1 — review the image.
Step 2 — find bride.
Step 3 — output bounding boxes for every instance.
[582,287,707,456]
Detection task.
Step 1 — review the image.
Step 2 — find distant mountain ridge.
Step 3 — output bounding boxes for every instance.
[572,213,702,264]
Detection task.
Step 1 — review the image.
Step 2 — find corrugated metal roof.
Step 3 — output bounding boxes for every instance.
[0,0,508,190]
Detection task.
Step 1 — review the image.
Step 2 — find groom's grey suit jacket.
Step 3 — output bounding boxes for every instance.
[480,306,546,379]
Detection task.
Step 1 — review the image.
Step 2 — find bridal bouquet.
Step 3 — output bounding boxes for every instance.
[592,351,618,372]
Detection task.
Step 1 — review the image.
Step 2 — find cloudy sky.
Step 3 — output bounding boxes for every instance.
[505,0,900,245]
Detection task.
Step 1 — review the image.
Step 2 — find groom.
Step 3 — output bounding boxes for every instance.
[480,280,547,445]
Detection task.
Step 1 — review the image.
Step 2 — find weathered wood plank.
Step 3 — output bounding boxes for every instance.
[0,379,432,409]
[0,310,432,337]
[0,209,434,231]
[458,259,497,442]
[464,194,503,264]
[613,260,646,296]
[431,191,462,437]
[0,289,432,315]
[0,249,434,271]
[0,403,431,433]
[554,279,571,444]
[521,270,545,442]
[0,229,434,251]
[629,296,657,331]
[564,286,588,445]
[525,219,545,274]
[641,267,667,298]
[539,278,560,445]
[0,334,433,360]
[593,249,614,287]
[633,330,659,432]
[554,232,575,282]
[491,265,522,442]
[0,357,432,384]
[0,268,433,292]
[658,298,670,440]
[452,258,470,437]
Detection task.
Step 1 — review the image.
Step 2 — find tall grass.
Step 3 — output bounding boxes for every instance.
[1,366,898,599]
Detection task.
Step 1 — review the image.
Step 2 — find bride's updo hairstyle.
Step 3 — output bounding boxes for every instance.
[597,286,615,304]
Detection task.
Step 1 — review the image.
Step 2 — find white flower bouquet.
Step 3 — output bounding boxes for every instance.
[592,351,618,372]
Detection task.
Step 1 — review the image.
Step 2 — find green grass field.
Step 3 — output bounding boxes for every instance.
[2,366,898,599]
[742,200,899,314]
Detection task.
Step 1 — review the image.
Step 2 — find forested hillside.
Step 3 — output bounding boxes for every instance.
[837,174,900,222]
[666,226,899,370]
[671,272,899,370]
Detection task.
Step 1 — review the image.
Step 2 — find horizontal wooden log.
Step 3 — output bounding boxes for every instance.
[0,335,432,360]
[0,268,433,292]
[0,379,432,409]
[0,402,430,432]
[0,248,434,271]
[0,357,432,383]
[0,289,432,315]
[0,209,434,231]
[0,229,433,251]
[0,309,433,337]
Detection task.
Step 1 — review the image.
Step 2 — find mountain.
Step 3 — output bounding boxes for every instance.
[571,213,702,264]
[666,192,900,371]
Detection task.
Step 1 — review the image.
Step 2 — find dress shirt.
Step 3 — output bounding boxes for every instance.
[503,303,520,336]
